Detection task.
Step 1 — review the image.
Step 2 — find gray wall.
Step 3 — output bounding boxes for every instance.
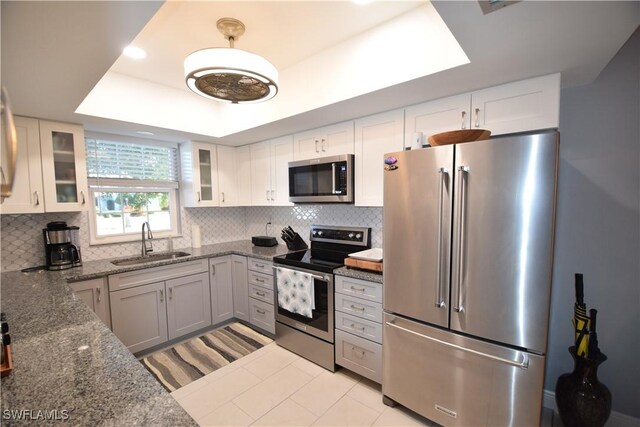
[544,29,640,417]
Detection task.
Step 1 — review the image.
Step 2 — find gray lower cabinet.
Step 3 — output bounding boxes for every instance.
[68,277,111,329]
[210,256,234,323]
[166,272,212,340]
[231,255,249,321]
[110,281,168,353]
[247,257,275,334]
[335,275,383,383]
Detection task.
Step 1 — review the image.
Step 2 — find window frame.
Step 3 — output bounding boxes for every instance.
[85,133,182,246]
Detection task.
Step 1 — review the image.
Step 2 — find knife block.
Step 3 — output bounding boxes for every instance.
[286,233,308,251]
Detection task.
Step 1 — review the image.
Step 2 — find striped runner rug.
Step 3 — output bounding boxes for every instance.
[141,322,273,392]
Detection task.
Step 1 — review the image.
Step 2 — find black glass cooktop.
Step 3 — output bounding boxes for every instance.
[273,249,345,274]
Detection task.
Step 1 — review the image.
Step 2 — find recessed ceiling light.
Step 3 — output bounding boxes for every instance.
[123,45,147,60]
[136,131,154,136]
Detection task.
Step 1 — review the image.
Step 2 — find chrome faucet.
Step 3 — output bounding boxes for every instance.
[142,222,154,257]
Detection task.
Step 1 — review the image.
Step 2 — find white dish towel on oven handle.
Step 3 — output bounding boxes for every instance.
[276,267,315,318]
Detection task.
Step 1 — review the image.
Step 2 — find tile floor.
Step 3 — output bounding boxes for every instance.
[171,342,438,426]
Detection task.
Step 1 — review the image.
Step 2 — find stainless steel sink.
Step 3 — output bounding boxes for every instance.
[111,251,191,266]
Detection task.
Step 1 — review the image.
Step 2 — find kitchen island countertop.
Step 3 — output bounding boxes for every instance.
[0,240,290,426]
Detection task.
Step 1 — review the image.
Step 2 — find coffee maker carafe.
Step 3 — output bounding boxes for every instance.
[43,221,82,270]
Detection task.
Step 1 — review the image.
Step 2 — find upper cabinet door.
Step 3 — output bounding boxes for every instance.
[235,145,252,206]
[217,145,238,206]
[39,120,88,212]
[270,135,293,206]
[0,116,44,214]
[355,109,405,207]
[293,121,354,160]
[181,142,219,207]
[471,73,560,136]
[404,94,471,148]
[250,141,272,206]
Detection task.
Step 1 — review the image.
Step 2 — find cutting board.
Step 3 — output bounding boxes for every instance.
[344,257,383,272]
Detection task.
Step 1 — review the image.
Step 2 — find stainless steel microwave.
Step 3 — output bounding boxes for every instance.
[288,154,354,203]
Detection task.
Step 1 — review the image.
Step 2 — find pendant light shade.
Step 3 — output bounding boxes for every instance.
[184,18,278,104]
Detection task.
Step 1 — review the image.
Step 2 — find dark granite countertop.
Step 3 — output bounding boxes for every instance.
[334,266,383,284]
[0,240,290,426]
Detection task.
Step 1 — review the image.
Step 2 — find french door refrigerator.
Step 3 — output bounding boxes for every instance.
[382,131,559,427]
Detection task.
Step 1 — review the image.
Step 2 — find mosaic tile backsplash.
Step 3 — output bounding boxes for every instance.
[1,205,383,271]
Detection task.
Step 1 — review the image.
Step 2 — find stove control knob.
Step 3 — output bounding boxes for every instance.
[312,230,318,236]
[348,233,355,239]
[355,233,362,240]
[317,231,324,237]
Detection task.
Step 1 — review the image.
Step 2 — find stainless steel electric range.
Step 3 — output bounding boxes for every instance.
[272,225,371,371]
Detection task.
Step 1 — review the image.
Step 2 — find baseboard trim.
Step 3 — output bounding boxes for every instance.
[543,389,640,427]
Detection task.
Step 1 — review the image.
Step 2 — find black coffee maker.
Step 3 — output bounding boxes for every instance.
[43,222,82,270]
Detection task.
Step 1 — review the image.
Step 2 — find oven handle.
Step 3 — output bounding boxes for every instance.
[272,265,330,282]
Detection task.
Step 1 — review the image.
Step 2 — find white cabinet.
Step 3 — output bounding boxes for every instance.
[293,121,354,161]
[404,94,471,147]
[210,256,234,324]
[0,116,44,214]
[405,74,560,145]
[235,145,252,206]
[231,255,249,322]
[335,275,383,383]
[247,257,275,334]
[217,145,238,206]
[68,277,111,329]
[354,109,404,206]
[2,118,88,214]
[166,272,212,340]
[471,73,560,136]
[180,142,219,207]
[110,281,168,354]
[39,120,89,212]
[249,136,294,206]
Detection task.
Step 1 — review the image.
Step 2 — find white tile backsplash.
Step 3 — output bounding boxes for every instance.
[0,205,382,271]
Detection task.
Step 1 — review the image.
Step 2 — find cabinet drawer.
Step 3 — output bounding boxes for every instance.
[248,270,273,290]
[335,329,382,383]
[336,311,382,344]
[249,298,275,334]
[249,283,274,304]
[335,293,383,323]
[109,259,208,292]
[248,258,272,274]
[335,276,382,303]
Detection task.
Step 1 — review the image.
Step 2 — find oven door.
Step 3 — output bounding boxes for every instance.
[288,154,353,203]
[274,264,334,343]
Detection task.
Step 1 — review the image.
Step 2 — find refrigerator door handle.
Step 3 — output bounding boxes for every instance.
[385,319,529,370]
[435,167,448,308]
[454,165,469,313]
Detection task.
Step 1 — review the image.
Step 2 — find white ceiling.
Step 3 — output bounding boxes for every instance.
[2,1,638,146]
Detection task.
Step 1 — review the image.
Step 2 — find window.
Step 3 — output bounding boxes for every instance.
[85,134,181,244]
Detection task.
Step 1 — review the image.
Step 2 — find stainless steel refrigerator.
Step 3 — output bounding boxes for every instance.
[382,131,559,426]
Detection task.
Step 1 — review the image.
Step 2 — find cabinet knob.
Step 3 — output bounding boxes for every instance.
[197,191,201,202]
[461,111,467,129]
[34,191,40,206]
[474,108,480,128]
[315,140,319,153]
[81,191,86,204]
[321,138,326,152]
[96,287,101,302]
[221,192,225,203]
[159,289,164,302]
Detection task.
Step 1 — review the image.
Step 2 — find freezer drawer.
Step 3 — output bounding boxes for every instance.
[382,314,545,427]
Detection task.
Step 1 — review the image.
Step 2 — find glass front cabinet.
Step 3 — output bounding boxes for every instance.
[39,121,89,212]
[180,142,219,207]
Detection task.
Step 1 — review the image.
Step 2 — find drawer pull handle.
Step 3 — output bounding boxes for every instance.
[96,287,101,302]
[255,263,265,268]
[350,323,365,331]
[351,346,366,358]
[255,291,266,297]
[256,309,266,315]
[256,278,265,283]
[349,286,366,292]
[350,304,366,311]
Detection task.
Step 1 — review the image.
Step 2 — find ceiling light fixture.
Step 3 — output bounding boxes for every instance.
[123,45,147,60]
[184,18,278,104]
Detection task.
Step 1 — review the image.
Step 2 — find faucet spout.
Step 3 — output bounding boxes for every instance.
[142,222,154,257]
